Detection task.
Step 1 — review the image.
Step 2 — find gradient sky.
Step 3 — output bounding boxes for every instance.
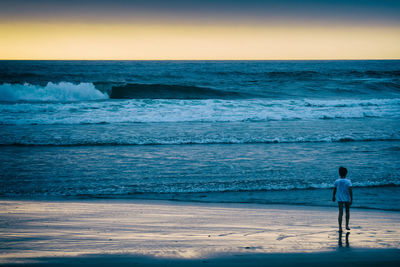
[1,0,399,59]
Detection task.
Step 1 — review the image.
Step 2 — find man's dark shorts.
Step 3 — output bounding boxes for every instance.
[338,201,350,210]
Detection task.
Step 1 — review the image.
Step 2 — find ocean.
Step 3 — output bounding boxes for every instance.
[0,60,399,211]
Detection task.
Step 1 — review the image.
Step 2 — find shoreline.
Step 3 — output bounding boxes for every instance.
[1,186,399,212]
[1,196,400,213]
[1,199,400,265]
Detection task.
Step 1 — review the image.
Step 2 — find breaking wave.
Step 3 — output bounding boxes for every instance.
[0,82,109,102]
[0,82,255,102]
[2,80,400,103]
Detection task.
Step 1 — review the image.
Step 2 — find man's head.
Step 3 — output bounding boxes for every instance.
[339,166,348,178]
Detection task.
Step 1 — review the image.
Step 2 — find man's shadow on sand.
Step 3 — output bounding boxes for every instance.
[338,232,350,248]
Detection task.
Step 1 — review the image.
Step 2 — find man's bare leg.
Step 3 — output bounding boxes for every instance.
[345,202,350,230]
[338,202,343,232]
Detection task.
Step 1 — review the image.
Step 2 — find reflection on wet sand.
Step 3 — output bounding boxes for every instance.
[338,232,350,248]
[1,200,399,263]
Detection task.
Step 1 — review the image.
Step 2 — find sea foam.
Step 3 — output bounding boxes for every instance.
[0,82,109,102]
[0,98,399,125]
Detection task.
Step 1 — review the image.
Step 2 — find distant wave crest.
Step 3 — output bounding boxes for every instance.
[109,83,250,99]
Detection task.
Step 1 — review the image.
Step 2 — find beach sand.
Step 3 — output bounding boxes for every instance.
[1,200,399,266]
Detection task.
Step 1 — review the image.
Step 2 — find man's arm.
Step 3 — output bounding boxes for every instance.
[349,187,353,205]
[332,187,336,202]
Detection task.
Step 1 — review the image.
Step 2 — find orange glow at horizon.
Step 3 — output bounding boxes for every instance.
[1,22,400,60]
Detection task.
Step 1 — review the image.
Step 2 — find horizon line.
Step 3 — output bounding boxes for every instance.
[1,59,399,61]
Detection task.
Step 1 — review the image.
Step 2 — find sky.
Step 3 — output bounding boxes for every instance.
[0,0,399,60]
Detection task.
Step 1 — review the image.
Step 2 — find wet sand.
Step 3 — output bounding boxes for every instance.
[0,200,399,266]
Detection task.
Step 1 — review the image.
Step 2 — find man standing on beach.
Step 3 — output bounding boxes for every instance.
[332,167,353,232]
